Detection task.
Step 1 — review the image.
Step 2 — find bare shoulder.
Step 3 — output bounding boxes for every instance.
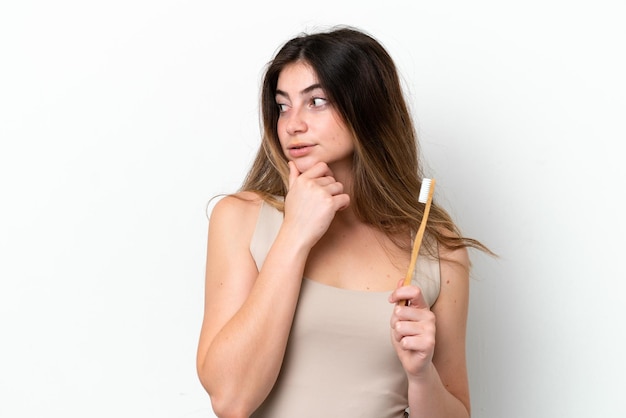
[436,227,471,282]
[210,191,264,220]
[206,191,266,277]
[209,191,263,233]
[439,245,470,276]
[203,191,265,318]
[432,228,470,320]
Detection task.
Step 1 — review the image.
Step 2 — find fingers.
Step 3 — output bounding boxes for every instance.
[297,161,334,179]
[388,283,429,309]
[283,160,351,248]
[392,320,436,352]
[288,161,300,189]
[333,192,350,212]
[288,161,334,190]
[287,161,350,209]
[391,304,435,332]
[390,286,436,358]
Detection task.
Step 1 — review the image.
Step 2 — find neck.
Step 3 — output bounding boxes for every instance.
[328,160,354,194]
[326,161,359,224]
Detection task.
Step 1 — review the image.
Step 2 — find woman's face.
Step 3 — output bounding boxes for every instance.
[275,61,355,174]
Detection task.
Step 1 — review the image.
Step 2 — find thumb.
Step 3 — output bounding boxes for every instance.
[288,161,300,189]
[406,288,429,309]
[392,279,429,309]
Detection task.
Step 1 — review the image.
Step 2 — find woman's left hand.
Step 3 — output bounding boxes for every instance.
[389,280,437,378]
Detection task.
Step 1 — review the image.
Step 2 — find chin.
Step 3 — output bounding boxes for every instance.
[293,159,318,173]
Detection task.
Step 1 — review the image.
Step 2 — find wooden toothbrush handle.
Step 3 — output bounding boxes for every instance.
[402,179,436,288]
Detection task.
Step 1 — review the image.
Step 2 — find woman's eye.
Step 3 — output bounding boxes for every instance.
[311,97,327,107]
[277,103,288,113]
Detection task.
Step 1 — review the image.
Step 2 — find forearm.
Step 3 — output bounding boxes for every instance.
[407,363,470,418]
[199,230,310,416]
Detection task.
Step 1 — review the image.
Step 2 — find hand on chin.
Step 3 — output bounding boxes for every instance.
[291,158,319,174]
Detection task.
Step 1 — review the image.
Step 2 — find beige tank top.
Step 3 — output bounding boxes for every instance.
[249,201,440,418]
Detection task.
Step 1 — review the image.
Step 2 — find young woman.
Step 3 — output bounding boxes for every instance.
[196,26,491,418]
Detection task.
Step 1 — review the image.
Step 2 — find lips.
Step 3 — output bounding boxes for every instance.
[287,143,315,158]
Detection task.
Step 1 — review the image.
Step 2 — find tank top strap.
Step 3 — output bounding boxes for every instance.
[250,199,283,271]
[411,245,441,307]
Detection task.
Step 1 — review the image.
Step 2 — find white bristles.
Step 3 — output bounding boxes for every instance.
[418,178,432,203]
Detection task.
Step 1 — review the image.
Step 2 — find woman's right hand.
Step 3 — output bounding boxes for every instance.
[283,161,350,249]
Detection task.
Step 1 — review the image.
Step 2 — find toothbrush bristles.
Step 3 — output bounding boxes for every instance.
[418,179,432,204]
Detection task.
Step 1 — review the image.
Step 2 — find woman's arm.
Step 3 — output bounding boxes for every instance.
[196,192,311,417]
[197,162,349,417]
[389,245,471,418]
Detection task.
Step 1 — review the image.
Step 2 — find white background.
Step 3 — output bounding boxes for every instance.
[1,1,624,417]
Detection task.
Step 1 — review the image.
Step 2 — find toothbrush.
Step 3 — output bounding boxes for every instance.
[401,178,436,305]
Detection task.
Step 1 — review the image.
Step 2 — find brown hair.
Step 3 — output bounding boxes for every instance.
[241,26,491,256]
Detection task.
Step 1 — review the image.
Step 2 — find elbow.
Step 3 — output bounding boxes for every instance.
[198,372,255,418]
[204,391,254,418]
[209,392,255,418]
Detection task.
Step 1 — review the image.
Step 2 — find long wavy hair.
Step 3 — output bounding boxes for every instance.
[241,26,491,257]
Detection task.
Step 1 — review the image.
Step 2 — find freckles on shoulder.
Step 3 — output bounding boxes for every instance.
[433,245,470,305]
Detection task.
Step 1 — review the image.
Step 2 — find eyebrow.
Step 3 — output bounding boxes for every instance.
[275,83,324,98]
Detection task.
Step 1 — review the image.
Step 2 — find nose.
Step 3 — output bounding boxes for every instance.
[284,108,308,136]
